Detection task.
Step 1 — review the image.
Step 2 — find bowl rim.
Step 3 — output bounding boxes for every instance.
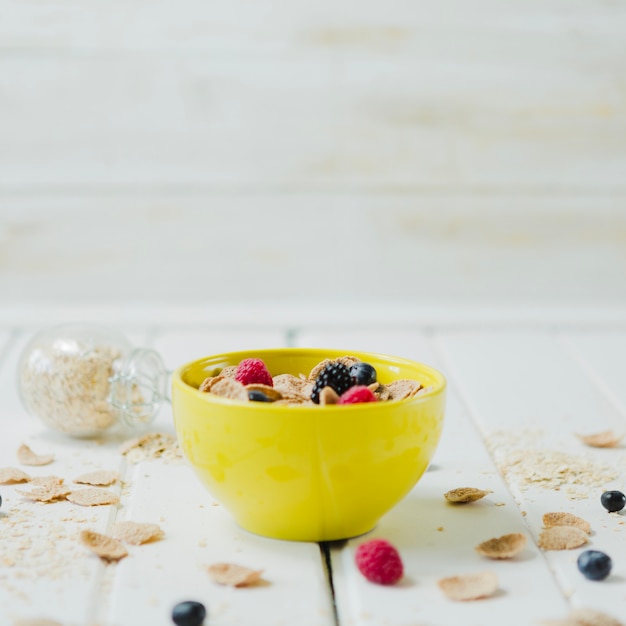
[172,347,446,411]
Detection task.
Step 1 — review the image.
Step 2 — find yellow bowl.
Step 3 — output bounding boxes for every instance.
[172,348,446,542]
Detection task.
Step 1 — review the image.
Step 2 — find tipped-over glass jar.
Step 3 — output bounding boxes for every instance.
[18,323,168,438]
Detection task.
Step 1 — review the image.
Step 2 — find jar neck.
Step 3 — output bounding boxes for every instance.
[108,348,169,428]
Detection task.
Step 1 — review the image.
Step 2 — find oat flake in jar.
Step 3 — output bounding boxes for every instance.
[18,323,168,437]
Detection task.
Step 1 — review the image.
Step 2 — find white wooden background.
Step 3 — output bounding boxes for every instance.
[1,0,625,308]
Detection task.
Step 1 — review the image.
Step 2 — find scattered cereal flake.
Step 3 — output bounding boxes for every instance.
[66,488,119,507]
[540,608,625,626]
[17,485,71,503]
[207,563,263,587]
[13,619,65,626]
[30,476,64,489]
[538,526,589,550]
[444,487,491,504]
[119,432,182,464]
[576,430,624,449]
[17,444,54,467]
[74,470,120,486]
[437,571,498,601]
[244,384,283,401]
[319,386,339,406]
[79,530,127,562]
[567,607,624,626]
[543,512,591,535]
[0,467,31,484]
[384,379,422,401]
[112,521,163,545]
[208,378,249,402]
[475,533,527,559]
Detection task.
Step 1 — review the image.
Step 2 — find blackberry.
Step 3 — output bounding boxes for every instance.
[311,362,354,404]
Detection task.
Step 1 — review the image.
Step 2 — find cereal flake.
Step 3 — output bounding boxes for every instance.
[538,526,588,550]
[437,571,498,601]
[475,533,527,559]
[17,444,54,467]
[207,563,263,587]
[576,430,623,449]
[444,487,491,504]
[74,470,120,486]
[66,488,119,507]
[17,485,71,503]
[79,530,127,562]
[0,467,31,484]
[543,512,591,535]
[112,521,164,545]
[208,378,249,402]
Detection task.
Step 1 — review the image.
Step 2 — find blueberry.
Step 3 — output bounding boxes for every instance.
[0,493,2,508]
[349,362,377,386]
[601,490,626,513]
[577,550,612,581]
[172,600,206,626]
[248,390,271,402]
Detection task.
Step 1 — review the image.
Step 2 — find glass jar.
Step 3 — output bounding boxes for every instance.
[17,323,168,438]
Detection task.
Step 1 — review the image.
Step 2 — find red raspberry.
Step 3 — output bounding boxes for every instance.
[355,539,404,585]
[234,358,273,387]
[337,385,377,405]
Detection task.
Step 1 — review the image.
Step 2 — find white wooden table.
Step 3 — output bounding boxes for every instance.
[2,308,626,626]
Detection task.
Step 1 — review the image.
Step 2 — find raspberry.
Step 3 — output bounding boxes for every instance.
[355,539,403,585]
[234,358,273,387]
[337,386,378,405]
[311,362,354,404]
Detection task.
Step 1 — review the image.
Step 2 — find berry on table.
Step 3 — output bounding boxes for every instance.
[601,490,626,513]
[355,538,404,585]
[248,389,271,402]
[337,386,378,405]
[235,358,273,387]
[171,600,207,626]
[350,362,377,386]
[311,362,354,404]
[577,550,612,581]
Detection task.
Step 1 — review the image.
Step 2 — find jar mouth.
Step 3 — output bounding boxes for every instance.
[108,348,169,428]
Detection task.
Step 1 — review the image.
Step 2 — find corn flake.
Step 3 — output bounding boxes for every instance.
[207,563,263,587]
[538,526,588,550]
[67,488,119,507]
[80,530,127,562]
[576,430,623,449]
[17,444,54,467]
[438,571,498,601]
[543,512,591,535]
[0,467,31,484]
[475,533,527,559]
[74,470,120,486]
[444,487,491,504]
[112,521,164,545]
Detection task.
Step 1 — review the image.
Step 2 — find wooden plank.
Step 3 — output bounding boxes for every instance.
[95,328,334,626]
[0,328,150,625]
[1,199,626,308]
[296,328,570,625]
[0,1,625,189]
[436,328,626,622]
